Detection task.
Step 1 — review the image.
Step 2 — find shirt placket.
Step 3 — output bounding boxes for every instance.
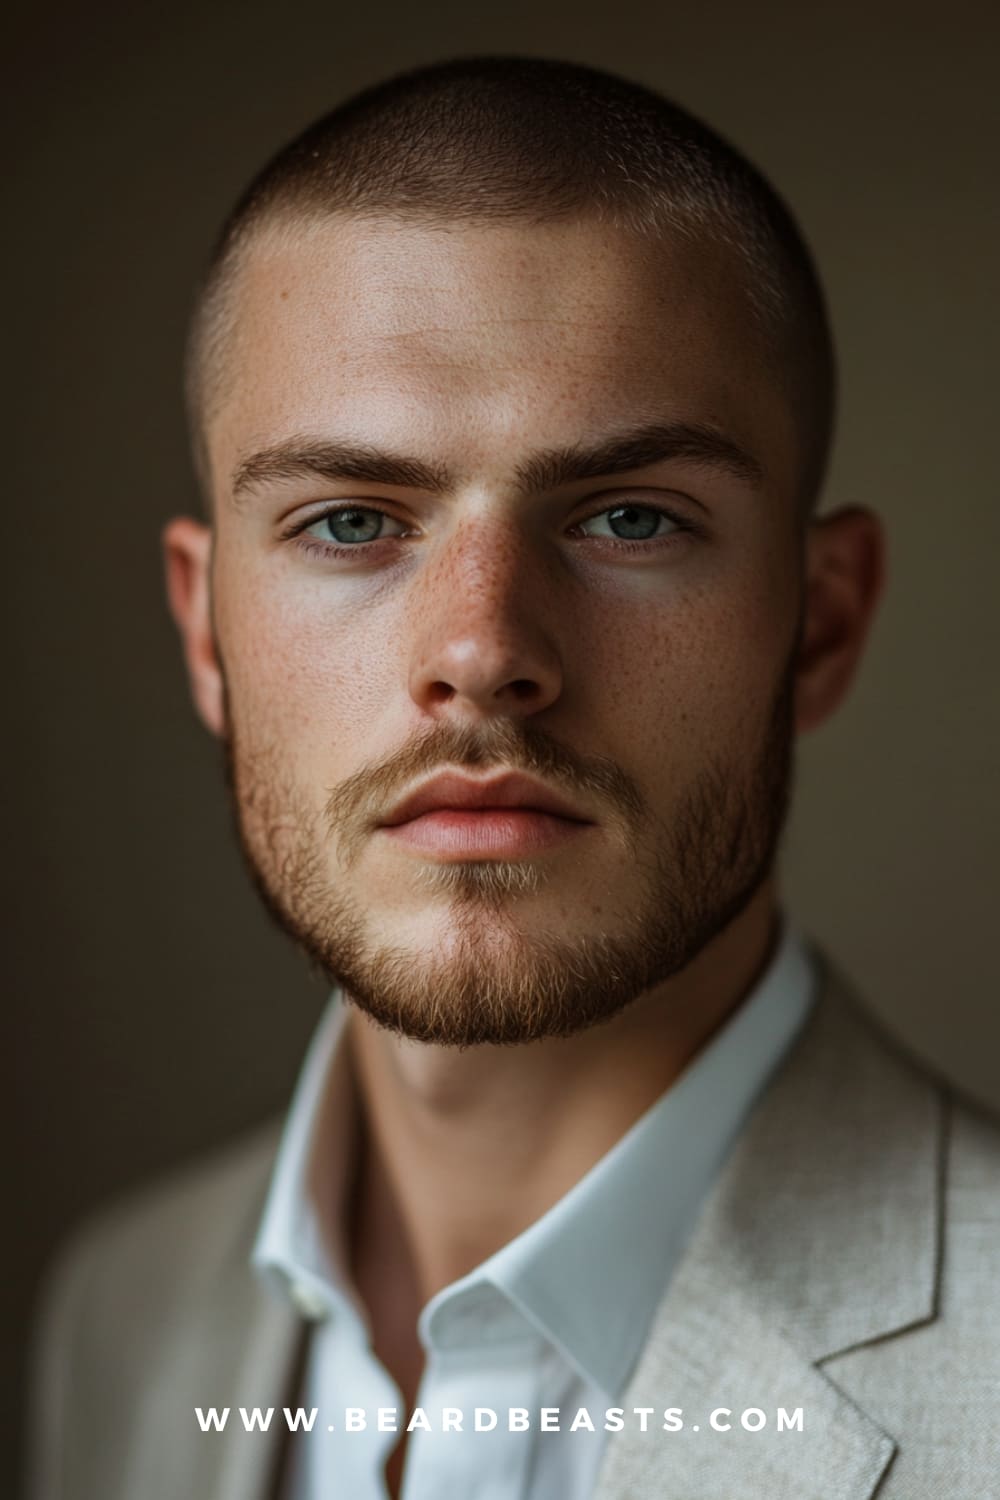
[402,1290,545,1500]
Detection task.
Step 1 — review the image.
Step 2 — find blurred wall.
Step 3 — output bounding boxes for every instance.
[6,0,998,1484]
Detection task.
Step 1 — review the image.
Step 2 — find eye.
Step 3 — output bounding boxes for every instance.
[304,505,408,545]
[577,503,681,541]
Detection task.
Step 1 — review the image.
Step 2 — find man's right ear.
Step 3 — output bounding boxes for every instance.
[162,517,226,738]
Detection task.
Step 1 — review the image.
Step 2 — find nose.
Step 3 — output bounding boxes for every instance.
[406,516,564,723]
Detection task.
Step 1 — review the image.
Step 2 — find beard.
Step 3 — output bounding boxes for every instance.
[220,662,795,1049]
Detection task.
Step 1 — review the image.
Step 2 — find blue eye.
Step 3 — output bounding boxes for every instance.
[305,507,406,545]
[579,505,680,541]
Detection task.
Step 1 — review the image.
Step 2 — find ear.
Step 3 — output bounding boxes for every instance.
[794,505,887,734]
[162,516,226,738]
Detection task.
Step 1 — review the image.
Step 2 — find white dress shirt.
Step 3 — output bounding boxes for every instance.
[253,922,817,1500]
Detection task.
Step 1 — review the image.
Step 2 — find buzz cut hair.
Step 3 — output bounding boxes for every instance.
[185,55,836,511]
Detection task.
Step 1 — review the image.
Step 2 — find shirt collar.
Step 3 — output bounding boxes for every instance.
[253,921,816,1395]
[252,998,359,1323]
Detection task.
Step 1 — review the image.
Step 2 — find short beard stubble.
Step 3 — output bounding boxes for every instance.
[221,663,796,1048]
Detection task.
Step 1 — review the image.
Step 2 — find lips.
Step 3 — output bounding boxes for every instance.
[379,772,592,828]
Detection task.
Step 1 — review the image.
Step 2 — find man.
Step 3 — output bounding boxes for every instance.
[26,55,1000,1500]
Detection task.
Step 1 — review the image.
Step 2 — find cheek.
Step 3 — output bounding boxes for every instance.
[589,562,796,772]
[214,558,401,767]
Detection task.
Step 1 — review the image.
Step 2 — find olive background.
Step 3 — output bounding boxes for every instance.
[6,0,998,1487]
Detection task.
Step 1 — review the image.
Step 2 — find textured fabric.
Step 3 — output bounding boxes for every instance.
[24,951,1000,1500]
[251,924,815,1500]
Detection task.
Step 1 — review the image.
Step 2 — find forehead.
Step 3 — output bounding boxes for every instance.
[208,214,792,498]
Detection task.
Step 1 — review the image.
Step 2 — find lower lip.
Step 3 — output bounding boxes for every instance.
[381,809,592,857]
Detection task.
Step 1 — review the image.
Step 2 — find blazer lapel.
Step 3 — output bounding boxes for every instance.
[596,1275,896,1500]
[120,1132,308,1500]
[594,953,945,1500]
[187,1280,307,1500]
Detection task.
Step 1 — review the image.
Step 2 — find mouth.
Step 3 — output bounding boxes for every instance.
[382,806,592,859]
[378,771,595,860]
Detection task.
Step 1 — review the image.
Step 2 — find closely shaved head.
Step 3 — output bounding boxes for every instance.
[184,56,835,511]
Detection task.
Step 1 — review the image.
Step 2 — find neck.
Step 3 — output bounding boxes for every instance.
[343,881,780,1308]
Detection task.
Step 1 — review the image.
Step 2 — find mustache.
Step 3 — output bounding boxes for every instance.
[324,717,644,866]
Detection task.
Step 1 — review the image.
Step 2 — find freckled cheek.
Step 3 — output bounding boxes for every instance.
[217,582,400,758]
[598,583,788,759]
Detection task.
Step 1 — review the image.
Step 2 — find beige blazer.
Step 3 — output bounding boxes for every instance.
[25,954,1000,1499]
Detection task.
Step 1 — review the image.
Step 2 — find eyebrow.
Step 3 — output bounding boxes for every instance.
[230,420,764,504]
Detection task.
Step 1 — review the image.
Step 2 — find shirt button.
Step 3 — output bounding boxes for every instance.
[289,1279,329,1320]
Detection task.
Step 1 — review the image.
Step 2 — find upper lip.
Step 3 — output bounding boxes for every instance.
[379,772,593,827]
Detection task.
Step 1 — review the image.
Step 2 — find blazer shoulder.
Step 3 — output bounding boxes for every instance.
[43,1116,283,1312]
[943,1085,1000,1255]
[821,948,1000,1216]
[34,1122,278,1396]
[818,951,1000,1251]
[25,1119,284,1500]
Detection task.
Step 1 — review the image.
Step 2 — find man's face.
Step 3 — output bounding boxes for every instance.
[197,214,804,1045]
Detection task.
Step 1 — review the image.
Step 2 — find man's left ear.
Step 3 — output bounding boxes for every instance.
[794,505,887,734]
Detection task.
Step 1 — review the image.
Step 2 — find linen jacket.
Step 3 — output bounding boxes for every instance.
[25,952,1000,1499]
